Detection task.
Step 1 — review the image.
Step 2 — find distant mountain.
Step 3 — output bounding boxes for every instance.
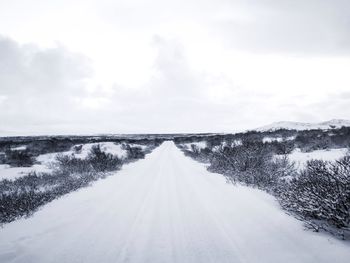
[255,119,350,132]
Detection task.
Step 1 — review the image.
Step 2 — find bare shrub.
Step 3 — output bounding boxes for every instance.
[277,157,350,232]
[124,145,145,160]
[0,143,146,224]
[208,141,294,190]
[3,149,34,167]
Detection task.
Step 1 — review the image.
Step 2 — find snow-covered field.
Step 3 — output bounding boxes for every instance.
[0,164,51,181]
[0,142,139,181]
[0,141,349,263]
[287,148,348,169]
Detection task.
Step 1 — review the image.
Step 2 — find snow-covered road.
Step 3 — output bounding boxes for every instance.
[0,141,349,263]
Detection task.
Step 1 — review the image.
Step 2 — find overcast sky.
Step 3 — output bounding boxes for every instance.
[0,0,350,135]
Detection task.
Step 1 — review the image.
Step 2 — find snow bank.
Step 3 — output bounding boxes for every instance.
[129,143,148,150]
[183,141,207,151]
[0,164,51,181]
[36,151,72,164]
[263,137,283,143]
[73,142,127,159]
[11,145,27,151]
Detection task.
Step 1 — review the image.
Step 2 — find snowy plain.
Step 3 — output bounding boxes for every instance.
[287,148,348,169]
[0,141,349,263]
[0,164,51,181]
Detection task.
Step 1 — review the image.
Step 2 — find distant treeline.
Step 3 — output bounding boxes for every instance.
[174,126,350,153]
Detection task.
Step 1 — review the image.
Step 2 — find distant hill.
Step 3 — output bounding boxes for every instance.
[255,119,350,132]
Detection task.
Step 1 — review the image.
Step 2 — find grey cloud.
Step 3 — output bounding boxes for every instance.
[305,92,350,121]
[0,36,93,134]
[95,0,350,55]
[0,36,91,96]
[150,36,203,99]
[212,0,350,54]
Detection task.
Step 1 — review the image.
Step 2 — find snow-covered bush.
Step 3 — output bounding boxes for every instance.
[277,157,350,231]
[0,143,151,224]
[0,171,97,224]
[55,144,123,174]
[73,144,83,153]
[179,144,212,163]
[87,144,123,171]
[124,145,145,160]
[266,140,295,155]
[208,141,296,190]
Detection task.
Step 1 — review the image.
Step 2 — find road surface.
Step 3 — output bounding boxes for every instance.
[0,141,349,263]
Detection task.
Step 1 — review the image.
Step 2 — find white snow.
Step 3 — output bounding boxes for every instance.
[0,164,51,181]
[256,119,350,132]
[0,152,58,181]
[211,140,242,152]
[263,137,283,143]
[129,143,148,150]
[183,141,207,151]
[286,148,348,169]
[232,139,243,146]
[263,136,295,143]
[72,142,128,159]
[10,145,27,151]
[286,135,296,141]
[0,141,349,263]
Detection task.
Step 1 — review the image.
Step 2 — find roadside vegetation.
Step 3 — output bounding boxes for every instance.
[175,127,350,239]
[0,137,162,224]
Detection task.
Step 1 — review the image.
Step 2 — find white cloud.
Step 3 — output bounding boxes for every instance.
[0,0,349,135]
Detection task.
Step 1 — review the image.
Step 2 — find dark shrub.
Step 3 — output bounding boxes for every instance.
[4,149,34,167]
[277,157,350,230]
[73,144,83,153]
[54,144,122,174]
[87,144,122,171]
[54,154,91,174]
[208,140,296,191]
[124,145,145,160]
